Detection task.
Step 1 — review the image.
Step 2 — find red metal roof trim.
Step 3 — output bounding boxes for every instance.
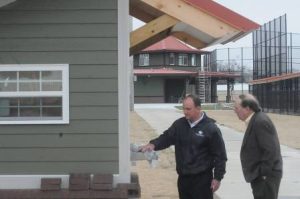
[134,68,240,78]
[183,0,260,32]
[134,68,197,75]
[250,72,300,85]
[199,71,241,78]
[142,36,206,53]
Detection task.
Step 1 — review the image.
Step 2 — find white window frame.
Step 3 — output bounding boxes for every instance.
[0,64,69,125]
[178,53,188,66]
[139,53,149,66]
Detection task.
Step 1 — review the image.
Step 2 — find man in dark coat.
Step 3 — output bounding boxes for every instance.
[140,94,227,199]
[234,94,283,199]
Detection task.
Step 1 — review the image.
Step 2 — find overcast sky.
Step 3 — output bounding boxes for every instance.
[132,0,299,49]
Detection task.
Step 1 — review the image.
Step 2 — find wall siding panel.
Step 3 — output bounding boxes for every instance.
[0,52,118,65]
[0,10,117,24]
[0,120,118,134]
[0,0,119,174]
[0,162,118,174]
[2,0,117,10]
[0,148,118,162]
[0,24,117,38]
[0,38,118,51]
[0,134,118,147]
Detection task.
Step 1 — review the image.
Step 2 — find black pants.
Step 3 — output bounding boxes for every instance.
[177,170,213,199]
[250,175,281,199]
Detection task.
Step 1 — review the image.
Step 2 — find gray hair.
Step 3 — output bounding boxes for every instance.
[238,94,261,112]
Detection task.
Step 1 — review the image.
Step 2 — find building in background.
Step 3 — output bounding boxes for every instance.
[133,36,206,103]
[133,36,243,103]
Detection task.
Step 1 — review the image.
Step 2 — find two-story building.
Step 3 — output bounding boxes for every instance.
[133,36,207,103]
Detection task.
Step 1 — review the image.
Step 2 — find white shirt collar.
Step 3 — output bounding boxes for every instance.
[188,112,204,128]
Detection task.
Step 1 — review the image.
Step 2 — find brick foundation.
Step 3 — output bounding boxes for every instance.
[0,173,141,199]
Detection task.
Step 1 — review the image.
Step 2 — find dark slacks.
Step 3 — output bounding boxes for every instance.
[250,175,281,199]
[177,170,213,199]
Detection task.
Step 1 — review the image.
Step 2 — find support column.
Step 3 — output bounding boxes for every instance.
[211,79,218,103]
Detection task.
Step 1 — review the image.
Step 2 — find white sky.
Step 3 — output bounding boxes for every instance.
[132,0,299,50]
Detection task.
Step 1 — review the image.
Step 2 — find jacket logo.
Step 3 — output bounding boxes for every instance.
[195,131,204,137]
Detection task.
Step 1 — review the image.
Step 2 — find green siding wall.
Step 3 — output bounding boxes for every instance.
[0,0,119,174]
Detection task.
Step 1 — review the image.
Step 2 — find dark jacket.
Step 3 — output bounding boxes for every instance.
[150,113,227,181]
[240,111,283,182]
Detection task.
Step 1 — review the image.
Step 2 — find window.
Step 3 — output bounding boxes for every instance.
[191,54,196,66]
[139,54,149,66]
[0,64,69,124]
[178,53,188,66]
[170,53,175,65]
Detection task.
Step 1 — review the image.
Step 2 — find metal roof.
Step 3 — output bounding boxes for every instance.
[141,36,207,53]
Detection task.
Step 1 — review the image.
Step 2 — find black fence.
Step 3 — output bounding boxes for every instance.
[252,14,300,115]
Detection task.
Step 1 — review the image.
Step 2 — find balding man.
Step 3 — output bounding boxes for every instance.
[234,94,282,199]
[140,94,227,199]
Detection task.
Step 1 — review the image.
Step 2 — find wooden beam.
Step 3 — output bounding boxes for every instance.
[141,0,239,38]
[171,31,207,49]
[130,0,159,22]
[130,14,179,49]
[130,29,170,55]
[130,5,155,22]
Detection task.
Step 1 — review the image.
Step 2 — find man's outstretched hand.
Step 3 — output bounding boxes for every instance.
[139,143,155,152]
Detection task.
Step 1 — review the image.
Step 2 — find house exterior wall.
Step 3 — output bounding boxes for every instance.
[0,0,119,175]
[149,53,164,66]
[134,77,165,103]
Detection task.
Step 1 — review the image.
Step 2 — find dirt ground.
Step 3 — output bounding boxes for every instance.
[130,109,300,199]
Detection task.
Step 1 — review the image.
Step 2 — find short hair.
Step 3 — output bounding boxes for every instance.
[184,94,201,107]
[238,94,261,112]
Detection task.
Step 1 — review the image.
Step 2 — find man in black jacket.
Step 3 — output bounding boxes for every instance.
[140,94,227,199]
[234,94,283,199]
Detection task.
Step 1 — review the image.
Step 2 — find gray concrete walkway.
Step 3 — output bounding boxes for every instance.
[134,104,300,199]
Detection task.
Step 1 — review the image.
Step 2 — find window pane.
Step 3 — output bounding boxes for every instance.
[19,82,40,91]
[19,71,40,80]
[42,107,62,116]
[0,107,18,117]
[178,54,188,66]
[42,82,62,91]
[0,98,18,106]
[0,82,17,91]
[20,107,40,117]
[42,71,62,80]
[20,98,40,106]
[170,53,175,65]
[0,72,17,80]
[191,54,196,66]
[139,54,149,66]
[42,97,62,106]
